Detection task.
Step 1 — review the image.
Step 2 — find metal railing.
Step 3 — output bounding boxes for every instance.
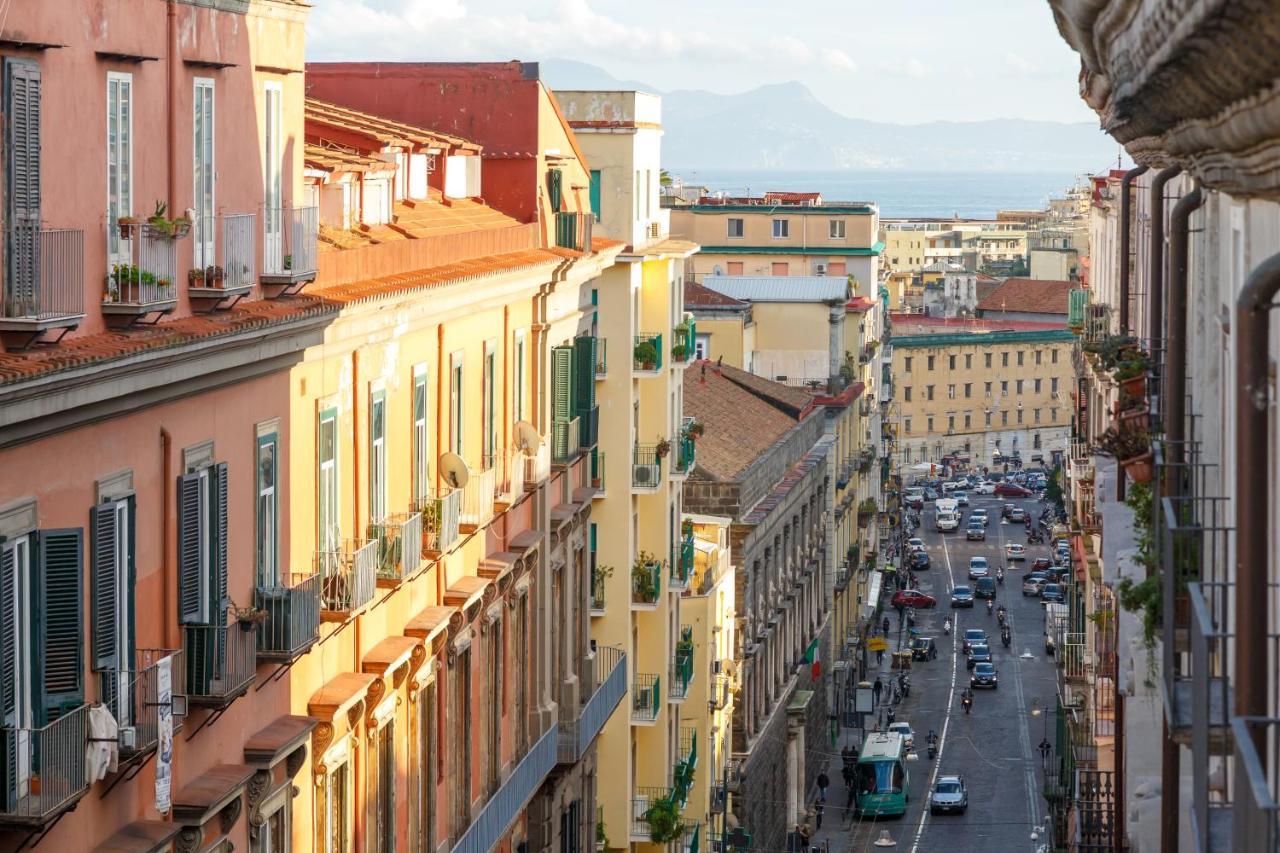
[184,623,257,706]
[459,463,497,528]
[632,675,661,723]
[632,560,663,607]
[591,449,606,493]
[683,821,701,853]
[578,406,600,451]
[671,533,694,590]
[450,722,558,853]
[315,538,378,613]
[261,205,318,282]
[1,227,84,324]
[557,646,627,764]
[595,338,608,378]
[416,489,461,555]
[1231,716,1278,851]
[191,213,256,293]
[554,211,593,252]
[0,704,88,825]
[523,443,551,485]
[255,573,321,659]
[1072,769,1119,851]
[552,417,581,463]
[633,444,661,489]
[487,449,526,505]
[631,787,673,840]
[1060,632,1090,683]
[711,674,731,710]
[103,221,178,309]
[672,420,696,477]
[672,322,695,364]
[1188,581,1236,852]
[99,648,184,758]
[368,512,423,581]
[634,333,664,371]
[670,643,694,701]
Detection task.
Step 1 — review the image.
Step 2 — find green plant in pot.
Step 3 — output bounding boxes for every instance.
[1094,425,1153,483]
[642,796,684,844]
[671,343,688,361]
[632,551,660,602]
[634,339,658,369]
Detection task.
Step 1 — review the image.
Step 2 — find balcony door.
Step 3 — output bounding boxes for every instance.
[192,79,215,269]
[262,81,283,274]
[91,498,136,728]
[1,537,34,801]
[106,72,133,265]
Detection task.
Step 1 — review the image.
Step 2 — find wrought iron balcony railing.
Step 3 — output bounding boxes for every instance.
[99,648,185,759]
[415,489,461,555]
[554,211,593,252]
[0,226,84,332]
[556,646,627,764]
[451,722,558,853]
[261,205,318,286]
[368,512,423,582]
[0,704,89,828]
[255,573,321,660]
[315,538,378,615]
[631,675,661,723]
[458,462,497,528]
[552,417,581,463]
[634,333,664,372]
[632,560,663,607]
[184,623,257,708]
[102,221,179,316]
[1187,581,1236,852]
[633,444,662,490]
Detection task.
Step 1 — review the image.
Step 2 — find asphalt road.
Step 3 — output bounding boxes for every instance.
[837,493,1060,853]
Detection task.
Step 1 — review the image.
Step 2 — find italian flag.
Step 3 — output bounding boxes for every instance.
[804,638,821,680]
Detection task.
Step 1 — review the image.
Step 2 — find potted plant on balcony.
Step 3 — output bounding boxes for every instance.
[857,498,877,528]
[1094,424,1153,483]
[188,268,207,288]
[655,439,671,459]
[231,604,269,632]
[1111,352,1150,396]
[211,265,226,288]
[596,820,608,852]
[634,339,658,370]
[671,342,688,362]
[687,420,705,440]
[642,795,684,844]
[116,214,140,240]
[283,254,293,271]
[592,562,613,604]
[632,552,660,602]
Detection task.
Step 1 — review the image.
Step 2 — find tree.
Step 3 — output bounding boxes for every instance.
[1044,465,1065,514]
[660,169,673,187]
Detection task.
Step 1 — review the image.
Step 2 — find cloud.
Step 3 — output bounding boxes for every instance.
[820,48,858,74]
[1004,52,1037,73]
[903,58,930,78]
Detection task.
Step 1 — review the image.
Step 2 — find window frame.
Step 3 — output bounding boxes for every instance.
[369,389,387,523]
[726,218,744,239]
[106,71,134,264]
[192,77,216,269]
[771,218,789,239]
[829,219,846,239]
[256,431,279,587]
[318,407,339,552]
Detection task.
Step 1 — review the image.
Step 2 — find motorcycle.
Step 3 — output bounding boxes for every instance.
[899,674,911,699]
[927,731,938,760]
[961,691,973,715]
[943,617,952,636]
[1001,627,1012,648]
[887,706,897,725]
[996,568,1005,585]
[997,606,1008,626]
[986,599,995,617]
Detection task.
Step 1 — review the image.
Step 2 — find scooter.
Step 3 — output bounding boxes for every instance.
[899,674,911,699]
[927,732,938,760]
[997,606,1008,626]
[986,599,995,617]
[996,568,1005,585]
[943,617,952,636]
[961,692,973,715]
[1001,627,1012,648]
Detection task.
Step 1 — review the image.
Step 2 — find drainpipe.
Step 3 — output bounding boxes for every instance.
[1118,165,1149,335]
[1163,185,1202,467]
[161,428,175,651]
[1147,167,1181,364]
[166,0,179,210]
[1234,250,1280,780]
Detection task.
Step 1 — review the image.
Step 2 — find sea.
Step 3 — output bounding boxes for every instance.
[671,169,1082,220]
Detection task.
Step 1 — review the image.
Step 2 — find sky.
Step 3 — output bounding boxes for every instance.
[306,0,1097,125]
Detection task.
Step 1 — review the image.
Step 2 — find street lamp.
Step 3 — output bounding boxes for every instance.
[1029,698,1052,770]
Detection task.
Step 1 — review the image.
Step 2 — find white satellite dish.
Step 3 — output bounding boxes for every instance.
[514,421,542,456]
[438,452,471,489]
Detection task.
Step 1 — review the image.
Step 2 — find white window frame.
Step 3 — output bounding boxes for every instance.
[263,81,284,273]
[513,330,526,422]
[107,72,134,264]
[772,218,789,239]
[450,353,464,457]
[318,409,339,552]
[110,499,133,722]
[413,366,430,503]
[369,389,387,522]
[256,431,278,587]
[255,783,294,853]
[726,218,744,239]
[483,341,497,462]
[193,78,216,268]
[829,219,846,239]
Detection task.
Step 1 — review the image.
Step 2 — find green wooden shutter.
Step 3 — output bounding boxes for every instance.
[215,462,229,624]
[551,346,573,421]
[4,58,41,312]
[588,170,601,221]
[90,504,119,671]
[36,528,84,721]
[178,473,203,623]
[0,543,15,726]
[548,169,563,212]
[572,336,596,413]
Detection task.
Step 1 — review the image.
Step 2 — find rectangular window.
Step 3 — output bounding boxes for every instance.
[926,416,934,433]
[450,647,472,841]
[926,385,934,401]
[1017,351,1024,367]
[829,219,846,239]
[414,681,438,853]
[1001,380,1009,395]
[772,219,789,238]
[771,262,788,276]
[374,721,395,851]
[107,72,134,262]
[903,386,912,402]
[905,357,912,373]
[964,383,972,398]
[1035,350,1042,366]
[927,356,935,370]
[1017,408,1024,424]
[488,620,502,793]
[413,369,430,503]
[192,78,215,268]
[1016,379,1024,395]
[450,355,464,457]
[1034,408,1042,423]
[727,218,744,238]
[947,384,955,399]
[513,331,526,422]
[904,418,912,434]
[5,58,40,312]
[256,433,278,586]
[985,381,992,396]
[483,344,496,463]
[948,415,955,432]
[369,391,386,522]
[323,757,351,853]
[726,261,744,275]
[1002,352,1009,368]
[965,354,972,369]
[964,413,972,429]
[1002,411,1008,426]
[256,790,293,853]
[263,81,284,273]
[984,353,992,369]
[91,498,133,728]
[318,409,339,551]
[634,171,641,219]
[948,355,956,370]
[985,411,992,427]
[1052,407,1059,422]
[644,169,651,218]
[1034,378,1042,394]
[1051,378,1059,394]
[1052,349,1059,364]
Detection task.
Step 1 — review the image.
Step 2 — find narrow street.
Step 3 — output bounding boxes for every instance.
[826,493,1060,853]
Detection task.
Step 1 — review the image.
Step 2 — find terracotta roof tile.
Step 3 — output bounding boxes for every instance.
[975,277,1074,315]
[683,362,808,481]
[888,312,1066,333]
[311,249,562,305]
[305,97,477,151]
[685,281,748,309]
[0,296,336,387]
[845,296,876,312]
[304,143,396,174]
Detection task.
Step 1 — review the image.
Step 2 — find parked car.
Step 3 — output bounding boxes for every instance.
[966,644,992,669]
[974,480,998,494]
[951,586,975,608]
[910,636,939,661]
[969,508,990,526]
[1041,583,1065,604]
[923,488,940,501]
[1044,565,1072,582]
[968,556,990,579]
[941,480,963,493]
[962,628,988,652]
[929,776,969,815]
[1023,572,1048,596]
[911,551,932,570]
[1001,503,1018,520]
[905,489,925,509]
[970,661,999,689]
[974,577,997,599]
[995,482,1033,497]
[892,589,937,609]
[966,521,987,541]
[1006,543,1027,561]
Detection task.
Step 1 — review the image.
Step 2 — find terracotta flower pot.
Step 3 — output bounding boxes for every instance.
[1120,374,1147,397]
[1120,450,1154,484]
[1119,407,1149,431]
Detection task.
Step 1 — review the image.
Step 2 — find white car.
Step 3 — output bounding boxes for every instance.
[974,481,998,495]
[907,538,925,552]
[941,480,963,493]
[953,491,969,506]
[968,556,990,579]
[969,508,990,526]
[1006,543,1027,561]
[888,721,915,751]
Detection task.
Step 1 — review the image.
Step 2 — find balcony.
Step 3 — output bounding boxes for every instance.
[557,646,627,764]
[631,787,673,841]
[451,722,558,853]
[632,559,663,609]
[0,705,89,829]
[671,321,695,366]
[260,205,318,292]
[551,417,581,464]
[670,636,694,702]
[711,674,732,710]
[183,623,257,708]
[523,443,551,486]
[458,462,497,529]
[1187,582,1237,851]
[633,333,664,374]
[1068,287,1088,332]
[632,444,662,492]
[1072,770,1120,851]
[671,532,694,591]
[578,405,600,451]
[671,420,697,480]
[595,338,608,378]
[1230,717,1276,852]
[99,649,185,759]
[255,573,322,660]
[631,675,661,724]
[187,213,256,309]
[682,822,701,853]
[487,449,527,507]
[368,511,424,584]
[315,538,378,617]
[101,221,179,320]
[416,489,461,555]
[676,728,698,786]
[0,227,84,342]
[590,449,606,494]
[554,211,593,252]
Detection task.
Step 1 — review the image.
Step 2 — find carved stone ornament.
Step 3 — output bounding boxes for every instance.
[218,795,243,833]
[446,609,468,667]
[365,679,387,733]
[247,769,271,809]
[346,699,365,734]
[406,644,430,695]
[174,827,202,853]
[285,744,308,778]
[311,722,335,780]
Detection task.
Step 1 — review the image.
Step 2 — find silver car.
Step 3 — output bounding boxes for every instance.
[929,775,968,814]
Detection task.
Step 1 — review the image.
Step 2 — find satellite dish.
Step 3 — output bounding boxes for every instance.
[438,452,470,489]
[514,421,542,455]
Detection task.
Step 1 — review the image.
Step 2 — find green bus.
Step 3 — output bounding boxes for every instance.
[853,733,910,817]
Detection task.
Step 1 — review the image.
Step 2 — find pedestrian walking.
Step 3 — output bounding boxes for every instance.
[817,771,829,802]
[872,676,883,705]
[881,616,890,636]
[876,648,884,666]
[814,799,825,830]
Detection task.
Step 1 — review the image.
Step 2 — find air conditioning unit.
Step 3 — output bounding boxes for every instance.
[814,263,828,275]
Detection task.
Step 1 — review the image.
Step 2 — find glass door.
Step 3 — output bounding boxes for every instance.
[263,82,283,273]
[193,79,215,269]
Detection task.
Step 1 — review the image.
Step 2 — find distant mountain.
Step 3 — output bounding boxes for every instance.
[540,59,1114,172]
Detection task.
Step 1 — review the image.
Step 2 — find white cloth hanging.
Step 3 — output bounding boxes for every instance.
[86,704,119,781]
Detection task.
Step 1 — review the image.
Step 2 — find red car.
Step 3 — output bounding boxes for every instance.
[1031,557,1053,572]
[892,589,938,609]
[995,482,1033,497]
